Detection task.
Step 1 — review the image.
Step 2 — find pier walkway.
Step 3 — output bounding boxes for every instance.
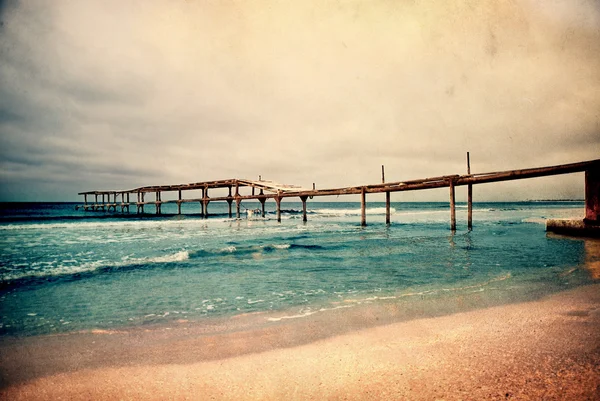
[78,157,600,232]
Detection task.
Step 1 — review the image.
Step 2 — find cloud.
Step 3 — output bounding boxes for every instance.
[0,0,599,201]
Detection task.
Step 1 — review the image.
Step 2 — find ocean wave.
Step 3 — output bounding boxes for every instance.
[0,217,232,231]
[190,243,320,258]
[0,250,190,284]
[311,207,397,217]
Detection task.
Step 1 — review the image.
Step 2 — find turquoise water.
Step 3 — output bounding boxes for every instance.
[0,201,595,337]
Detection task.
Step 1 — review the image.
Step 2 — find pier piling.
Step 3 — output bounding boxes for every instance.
[301,196,308,222]
[385,191,391,225]
[585,168,600,223]
[467,152,473,230]
[361,187,367,227]
[449,178,456,231]
[275,196,282,222]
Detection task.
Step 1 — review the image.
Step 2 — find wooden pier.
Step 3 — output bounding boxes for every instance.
[78,157,600,232]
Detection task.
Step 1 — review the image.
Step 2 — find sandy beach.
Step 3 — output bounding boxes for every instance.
[1,284,598,400]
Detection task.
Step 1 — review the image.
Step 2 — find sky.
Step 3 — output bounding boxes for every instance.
[1,0,599,202]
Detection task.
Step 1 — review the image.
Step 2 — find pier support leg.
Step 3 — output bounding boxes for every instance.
[275,197,282,223]
[467,184,473,230]
[385,191,391,225]
[361,187,367,227]
[155,192,160,215]
[227,187,233,218]
[178,190,182,215]
[127,193,130,213]
[300,196,308,222]
[467,152,473,230]
[141,193,145,214]
[202,200,209,218]
[236,198,241,219]
[585,168,600,224]
[449,179,456,231]
[260,199,266,218]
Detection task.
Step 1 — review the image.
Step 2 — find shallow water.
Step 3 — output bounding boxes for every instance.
[0,201,596,337]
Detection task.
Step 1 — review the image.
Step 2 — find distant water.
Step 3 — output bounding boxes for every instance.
[0,201,596,337]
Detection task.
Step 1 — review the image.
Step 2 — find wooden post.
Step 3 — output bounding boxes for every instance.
[361,187,367,227]
[202,187,209,219]
[585,168,600,223]
[275,196,282,223]
[178,190,182,215]
[385,191,391,225]
[260,189,265,218]
[84,194,87,209]
[227,186,233,218]
[381,165,385,183]
[141,192,145,214]
[155,191,160,214]
[235,184,241,219]
[127,192,130,213]
[449,178,456,231]
[467,152,473,230]
[300,196,308,222]
[260,199,266,218]
[202,200,209,218]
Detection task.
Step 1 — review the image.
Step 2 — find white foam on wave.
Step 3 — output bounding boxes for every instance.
[1,250,190,282]
[312,207,397,217]
[0,217,233,232]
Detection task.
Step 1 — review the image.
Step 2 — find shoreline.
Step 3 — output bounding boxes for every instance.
[1,283,599,400]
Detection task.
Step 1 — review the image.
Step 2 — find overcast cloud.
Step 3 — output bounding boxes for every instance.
[1,0,599,201]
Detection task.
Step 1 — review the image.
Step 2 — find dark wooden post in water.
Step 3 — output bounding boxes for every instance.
[202,187,209,218]
[449,178,456,231]
[467,152,473,230]
[300,196,308,222]
[141,192,145,214]
[275,195,282,223]
[126,192,130,213]
[585,167,600,224]
[361,187,367,227]
[177,190,182,215]
[235,183,241,219]
[227,186,233,218]
[259,189,266,218]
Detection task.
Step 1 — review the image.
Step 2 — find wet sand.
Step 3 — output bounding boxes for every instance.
[1,284,599,400]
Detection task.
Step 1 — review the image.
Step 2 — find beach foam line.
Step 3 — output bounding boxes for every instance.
[328,274,513,306]
[266,305,355,322]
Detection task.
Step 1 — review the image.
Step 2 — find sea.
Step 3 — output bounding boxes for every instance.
[0,200,597,338]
